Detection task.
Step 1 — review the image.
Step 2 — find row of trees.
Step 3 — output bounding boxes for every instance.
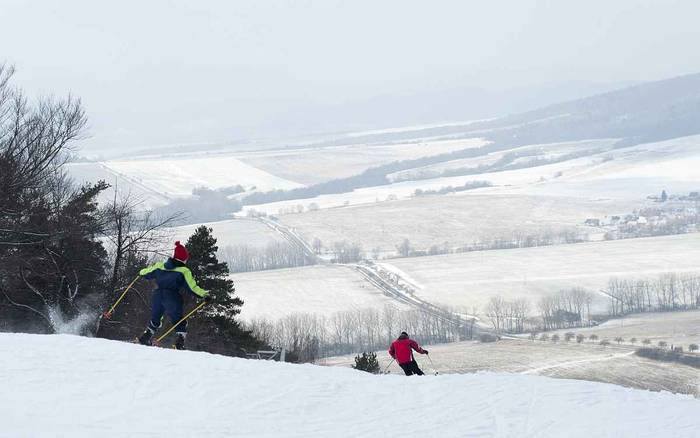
[246,304,475,362]
[606,274,700,316]
[389,228,586,260]
[218,241,315,273]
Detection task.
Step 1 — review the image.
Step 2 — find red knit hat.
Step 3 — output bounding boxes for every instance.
[173,241,189,262]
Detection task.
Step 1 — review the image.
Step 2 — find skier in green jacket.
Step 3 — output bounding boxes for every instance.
[137,241,210,349]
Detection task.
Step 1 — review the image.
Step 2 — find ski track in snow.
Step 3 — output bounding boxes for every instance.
[2,334,699,438]
[520,351,635,374]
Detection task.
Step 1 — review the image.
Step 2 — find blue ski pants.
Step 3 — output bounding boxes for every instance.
[148,289,186,333]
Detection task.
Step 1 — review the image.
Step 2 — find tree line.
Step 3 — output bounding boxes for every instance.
[218,241,315,273]
[246,304,476,363]
[606,273,700,316]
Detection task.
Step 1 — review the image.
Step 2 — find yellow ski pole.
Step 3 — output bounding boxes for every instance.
[155,301,208,344]
[102,276,140,319]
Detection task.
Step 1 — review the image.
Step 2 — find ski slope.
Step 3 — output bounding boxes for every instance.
[2,334,699,438]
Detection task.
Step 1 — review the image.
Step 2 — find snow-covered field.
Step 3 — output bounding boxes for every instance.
[385,233,700,314]
[232,265,410,321]
[242,135,700,216]
[239,138,486,185]
[101,154,303,198]
[169,218,286,249]
[280,193,638,253]
[387,138,618,182]
[323,338,700,396]
[3,334,699,438]
[67,162,172,206]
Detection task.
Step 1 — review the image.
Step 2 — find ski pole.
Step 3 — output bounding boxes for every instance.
[427,353,439,375]
[155,301,208,344]
[383,358,395,374]
[102,276,140,319]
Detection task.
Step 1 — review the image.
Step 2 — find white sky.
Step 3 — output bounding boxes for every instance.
[2,0,700,152]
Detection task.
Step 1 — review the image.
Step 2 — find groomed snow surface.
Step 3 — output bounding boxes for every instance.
[2,334,698,438]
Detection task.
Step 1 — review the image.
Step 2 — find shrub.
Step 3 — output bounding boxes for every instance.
[689,344,699,353]
[636,347,700,369]
[564,332,576,342]
[589,334,599,342]
[479,333,499,343]
[630,338,638,344]
[658,341,668,349]
[642,338,651,345]
[353,352,380,374]
[614,337,624,344]
[551,334,560,343]
[529,332,538,341]
[539,334,549,342]
[600,339,611,347]
[576,334,585,344]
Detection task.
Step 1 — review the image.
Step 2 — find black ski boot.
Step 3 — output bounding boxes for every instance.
[138,328,154,346]
[174,332,186,350]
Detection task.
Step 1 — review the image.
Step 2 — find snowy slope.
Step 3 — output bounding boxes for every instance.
[2,334,699,438]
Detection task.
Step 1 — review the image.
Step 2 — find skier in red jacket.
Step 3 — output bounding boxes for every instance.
[388,331,429,376]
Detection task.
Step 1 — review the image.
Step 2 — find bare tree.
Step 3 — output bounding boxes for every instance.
[484,296,506,333]
[100,191,181,296]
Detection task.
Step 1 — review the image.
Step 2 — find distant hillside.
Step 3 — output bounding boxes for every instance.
[475,72,700,147]
[319,72,700,148]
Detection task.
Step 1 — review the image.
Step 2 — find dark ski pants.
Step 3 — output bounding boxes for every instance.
[148,289,186,333]
[399,360,424,376]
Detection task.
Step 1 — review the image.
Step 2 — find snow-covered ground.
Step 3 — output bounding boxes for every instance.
[387,138,618,182]
[323,338,700,396]
[239,138,486,185]
[2,334,698,438]
[101,154,303,198]
[546,309,700,347]
[242,134,700,215]
[386,233,700,314]
[67,162,172,207]
[280,193,638,253]
[232,265,411,321]
[169,218,286,249]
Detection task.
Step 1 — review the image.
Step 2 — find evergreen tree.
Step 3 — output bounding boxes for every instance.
[352,352,380,374]
[185,226,263,356]
[661,190,668,202]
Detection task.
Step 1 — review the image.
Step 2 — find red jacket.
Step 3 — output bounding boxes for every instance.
[389,336,426,364]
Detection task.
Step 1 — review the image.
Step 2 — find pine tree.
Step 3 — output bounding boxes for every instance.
[352,352,380,374]
[185,226,263,356]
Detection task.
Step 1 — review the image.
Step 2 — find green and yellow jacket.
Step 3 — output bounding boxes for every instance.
[139,258,208,298]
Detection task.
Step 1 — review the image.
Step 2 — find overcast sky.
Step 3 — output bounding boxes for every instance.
[3,0,700,153]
